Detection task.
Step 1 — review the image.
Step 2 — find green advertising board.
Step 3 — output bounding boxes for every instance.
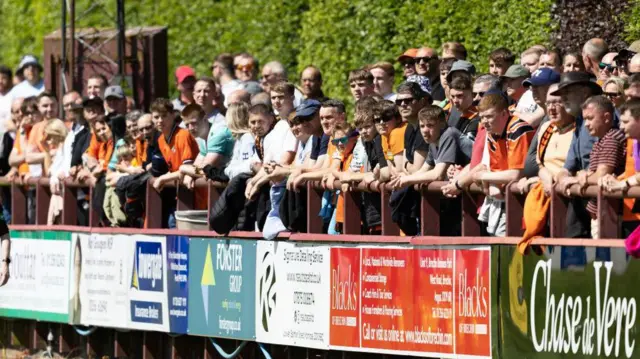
[499,245,638,358]
[0,230,72,322]
[188,238,256,339]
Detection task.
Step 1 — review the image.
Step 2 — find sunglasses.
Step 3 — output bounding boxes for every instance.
[599,62,617,71]
[472,91,486,98]
[395,97,416,106]
[415,56,433,64]
[373,116,395,125]
[402,61,415,68]
[331,135,355,146]
[604,92,622,99]
[235,64,253,72]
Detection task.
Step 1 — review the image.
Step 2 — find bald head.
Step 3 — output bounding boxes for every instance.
[631,54,640,74]
[583,38,609,76]
[301,66,323,99]
[415,47,439,77]
[261,61,287,93]
[227,89,251,105]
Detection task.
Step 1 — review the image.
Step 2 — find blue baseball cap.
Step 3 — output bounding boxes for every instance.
[522,68,561,88]
[295,99,321,118]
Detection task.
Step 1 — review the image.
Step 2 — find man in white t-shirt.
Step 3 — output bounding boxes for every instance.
[8,55,44,100]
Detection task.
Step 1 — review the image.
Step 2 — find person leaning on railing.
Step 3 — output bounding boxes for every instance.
[601,98,640,236]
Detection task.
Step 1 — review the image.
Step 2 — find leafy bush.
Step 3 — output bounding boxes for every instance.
[1,0,557,105]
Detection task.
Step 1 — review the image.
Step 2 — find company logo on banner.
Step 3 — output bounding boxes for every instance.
[255,241,330,349]
[530,258,637,358]
[258,249,277,333]
[0,231,72,323]
[329,246,491,358]
[131,242,164,292]
[188,238,256,340]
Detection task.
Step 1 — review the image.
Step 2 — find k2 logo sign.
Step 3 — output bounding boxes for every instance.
[258,250,276,332]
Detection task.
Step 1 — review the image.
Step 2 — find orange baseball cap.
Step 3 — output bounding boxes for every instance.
[397,48,418,62]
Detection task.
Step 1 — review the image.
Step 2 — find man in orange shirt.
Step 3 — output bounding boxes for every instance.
[77,119,114,181]
[151,98,199,191]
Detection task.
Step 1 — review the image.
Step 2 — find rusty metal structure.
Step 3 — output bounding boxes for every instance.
[45,0,168,115]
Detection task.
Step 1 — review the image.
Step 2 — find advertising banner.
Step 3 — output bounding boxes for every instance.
[255,241,331,349]
[188,238,256,339]
[499,245,638,359]
[71,233,189,333]
[330,246,491,358]
[0,230,72,323]
[71,233,132,328]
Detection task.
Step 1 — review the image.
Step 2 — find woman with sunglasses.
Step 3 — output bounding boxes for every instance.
[603,77,626,109]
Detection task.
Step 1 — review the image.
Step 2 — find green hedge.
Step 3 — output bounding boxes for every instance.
[0,0,560,106]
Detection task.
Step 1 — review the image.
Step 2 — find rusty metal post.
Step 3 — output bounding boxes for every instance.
[379,187,399,236]
[176,182,194,211]
[35,181,52,225]
[88,183,100,227]
[461,192,481,237]
[505,182,525,237]
[142,331,164,359]
[62,182,78,225]
[58,324,78,354]
[598,187,621,239]
[550,188,567,238]
[306,182,323,233]
[10,183,27,225]
[146,179,163,228]
[420,188,440,236]
[342,189,361,235]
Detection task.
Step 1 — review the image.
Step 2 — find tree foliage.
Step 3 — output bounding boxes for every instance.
[2,0,605,106]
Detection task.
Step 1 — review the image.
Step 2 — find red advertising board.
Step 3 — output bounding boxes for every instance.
[329,247,491,358]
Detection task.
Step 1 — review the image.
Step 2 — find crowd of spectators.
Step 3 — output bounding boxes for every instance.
[0,39,640,246]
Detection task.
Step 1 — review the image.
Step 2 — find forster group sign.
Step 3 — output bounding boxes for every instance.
[499,246,638,358]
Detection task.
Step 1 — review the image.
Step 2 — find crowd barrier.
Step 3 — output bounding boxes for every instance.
[0,176,636,359]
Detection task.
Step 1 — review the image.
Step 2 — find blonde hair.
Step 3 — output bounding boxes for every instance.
[116,144,134,162]
[226,102,249,139]
[44,119,68,145]
[603,76,626,94]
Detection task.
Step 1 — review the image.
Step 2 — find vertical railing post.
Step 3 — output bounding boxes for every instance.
[598,188,621,239]
[88,183,99,227]
[379,186,400,236]
[550,187,567,238]
[62,181,79,225]
[87,328,114,358]
[146,179,163,228]
[420,187,440,236]
[35,179,51,225]
[505,182,525,237]
[306,182,323,233]
[342,189,361,235]
[142,331,164,359]
[176,181,194,211]
[461,192,481,237]
[10,182,27,225]
[58,324,78,355]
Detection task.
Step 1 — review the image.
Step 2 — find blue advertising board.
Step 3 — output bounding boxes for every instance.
[188,238,256,339]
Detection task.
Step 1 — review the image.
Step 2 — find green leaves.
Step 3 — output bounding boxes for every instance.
[0,0,558,107]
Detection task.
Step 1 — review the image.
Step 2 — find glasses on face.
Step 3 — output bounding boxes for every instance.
[331,135,351,146]
[604,92,622,99]
[472,91,485,98]
[599,62,617,71]
[235,64,253,72]
[402,61,415,68]
[545,101,563,108]
[374,116,395,125]
[395,97,416,106]
[415,57,432,64]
